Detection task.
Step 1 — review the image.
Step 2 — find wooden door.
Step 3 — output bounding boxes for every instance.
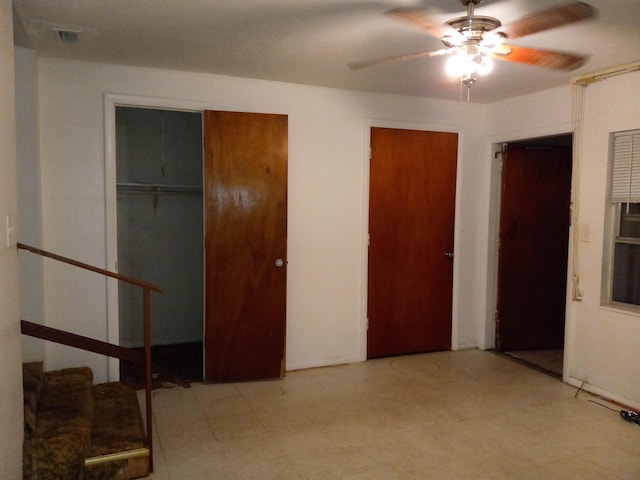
[496,145,571,351]
[367,127,457,358]
[204,111,287,382]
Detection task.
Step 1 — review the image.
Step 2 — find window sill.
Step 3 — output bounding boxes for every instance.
[600,302,640,317]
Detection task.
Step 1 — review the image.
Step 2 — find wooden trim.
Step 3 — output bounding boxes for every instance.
[20,320,145,366]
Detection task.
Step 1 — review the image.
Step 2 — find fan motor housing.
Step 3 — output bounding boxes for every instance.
[447,15,501,40]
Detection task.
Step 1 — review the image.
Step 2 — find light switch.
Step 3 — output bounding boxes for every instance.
[5,215,14,248]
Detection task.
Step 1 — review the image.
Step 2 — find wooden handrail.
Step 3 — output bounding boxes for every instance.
[18,243,160,472]
[21,320,145,365]
[17,242,163,292]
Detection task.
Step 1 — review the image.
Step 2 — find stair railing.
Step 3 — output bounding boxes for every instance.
[18,242,163,472]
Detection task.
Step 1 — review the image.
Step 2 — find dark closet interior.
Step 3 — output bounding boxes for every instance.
[115,106,204,387]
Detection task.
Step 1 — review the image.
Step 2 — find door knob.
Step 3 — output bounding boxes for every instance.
[444,251,454,259]
[275,258,284,267]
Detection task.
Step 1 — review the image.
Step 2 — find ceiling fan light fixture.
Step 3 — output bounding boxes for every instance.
[446,54,470,77]
[441,35,460,48]
[446,50,493,77]
[483,32,507,48]
[476,55,493,75]
[351,0,596,95]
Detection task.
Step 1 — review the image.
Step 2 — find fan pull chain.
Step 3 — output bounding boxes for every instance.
[459,76,472,103]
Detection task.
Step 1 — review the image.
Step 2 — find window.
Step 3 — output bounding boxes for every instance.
[608,130,640,307]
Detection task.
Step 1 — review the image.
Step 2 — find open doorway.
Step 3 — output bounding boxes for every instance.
[115,106,204,387]
[495,134,572,377]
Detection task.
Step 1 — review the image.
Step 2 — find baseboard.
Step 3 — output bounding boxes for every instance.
[567,376,640,411]
[452,343,479,351]
[286,355,364,372]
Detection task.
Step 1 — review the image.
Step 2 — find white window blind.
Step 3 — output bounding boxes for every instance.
[611,130,640,204]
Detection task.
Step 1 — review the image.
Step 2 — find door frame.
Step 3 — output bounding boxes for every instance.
[104,94,212,381]
[361,119,464,359]
[485,124,575,380]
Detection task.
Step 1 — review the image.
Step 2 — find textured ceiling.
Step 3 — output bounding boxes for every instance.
[12,0,640,103]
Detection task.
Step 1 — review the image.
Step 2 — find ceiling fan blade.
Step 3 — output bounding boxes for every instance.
[386,7,464,40]
[348,48,451,70]
[495,1,596,40]
[489,44,588,71]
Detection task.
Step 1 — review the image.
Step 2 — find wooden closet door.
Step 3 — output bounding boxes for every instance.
[204,111,288,382]
[367,127,457,358]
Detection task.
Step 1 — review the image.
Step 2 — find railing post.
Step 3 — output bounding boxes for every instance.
[143,287,154,472]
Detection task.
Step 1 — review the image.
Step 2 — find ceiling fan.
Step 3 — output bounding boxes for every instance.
[350,0,596,88]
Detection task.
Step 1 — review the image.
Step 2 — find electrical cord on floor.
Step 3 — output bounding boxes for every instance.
[574,378,640,425]
[587,399,621,412]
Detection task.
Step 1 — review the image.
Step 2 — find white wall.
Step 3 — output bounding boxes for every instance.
[34,58,488,382]
[15,47,45,361]
[22,52,640,407]
[485,80,640,409]
[567,71,640,408]
[0,0,25,477]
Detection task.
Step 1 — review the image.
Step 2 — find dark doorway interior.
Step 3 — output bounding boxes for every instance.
[496,134,572,377]
[120,342,203,389]
[115,107,204,388]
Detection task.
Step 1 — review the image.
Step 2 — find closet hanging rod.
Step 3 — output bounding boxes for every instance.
[116,183,203,196]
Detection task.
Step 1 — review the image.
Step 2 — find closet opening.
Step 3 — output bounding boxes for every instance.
[115,106,204,388]
[494,133,572,378]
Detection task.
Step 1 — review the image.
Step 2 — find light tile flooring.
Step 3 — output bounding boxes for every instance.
[139,350,639,479]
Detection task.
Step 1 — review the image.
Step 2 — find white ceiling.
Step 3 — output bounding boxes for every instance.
[12,0,640,103]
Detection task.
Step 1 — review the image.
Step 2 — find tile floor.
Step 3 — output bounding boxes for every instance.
[138,349,639,479]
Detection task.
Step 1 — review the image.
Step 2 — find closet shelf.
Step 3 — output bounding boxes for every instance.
[116,183,202,196]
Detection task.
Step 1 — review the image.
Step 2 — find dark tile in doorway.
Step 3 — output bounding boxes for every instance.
[120,342,203,390]
[504,349,563,377]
